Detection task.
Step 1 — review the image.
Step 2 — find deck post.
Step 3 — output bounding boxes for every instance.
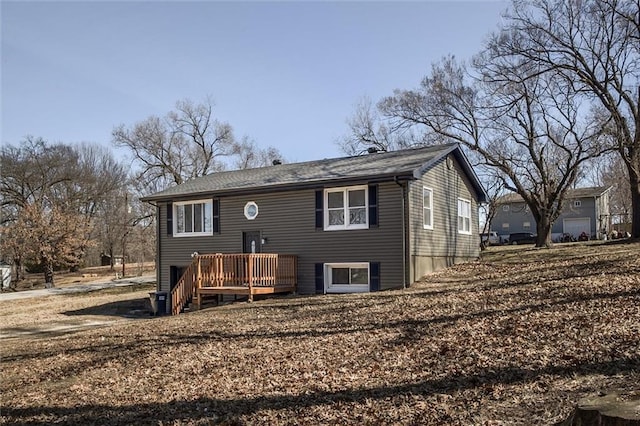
[193,257,201,309]
[197,257,202,290]
[248,254,254,302]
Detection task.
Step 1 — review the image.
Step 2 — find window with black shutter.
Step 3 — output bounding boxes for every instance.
[368,185,378,227]
[315,263,325,294]
[315,190,323,229]
[212,198,220,233]
[370,262,380,291]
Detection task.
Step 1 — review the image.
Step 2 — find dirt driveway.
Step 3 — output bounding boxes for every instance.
[0,276,156,340]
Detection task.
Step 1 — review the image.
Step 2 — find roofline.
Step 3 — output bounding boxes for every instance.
[140,171,416,202]
[496,185,613,204]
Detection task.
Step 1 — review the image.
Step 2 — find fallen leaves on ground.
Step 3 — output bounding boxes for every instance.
[1,241,639,425]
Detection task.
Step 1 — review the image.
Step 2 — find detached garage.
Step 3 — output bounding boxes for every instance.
[563,218,591,239]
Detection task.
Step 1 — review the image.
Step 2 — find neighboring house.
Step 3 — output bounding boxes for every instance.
[141,143,487,314]
[492,186,611,242]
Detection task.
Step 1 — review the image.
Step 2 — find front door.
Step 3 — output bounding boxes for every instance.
[242,231,261,254]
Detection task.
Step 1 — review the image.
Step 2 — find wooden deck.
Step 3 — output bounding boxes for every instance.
[170,253,297,315]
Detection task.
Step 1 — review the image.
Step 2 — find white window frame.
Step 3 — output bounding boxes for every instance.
[174,199,213,237]
[423,186,433,230]
[457,198,472,235]
[324,185,368,231]
[502,223,510,229]
[573,200,582,208]
[324,262,370,293]
[244,201,259,220]
[523,221,531,230]
[502,205,510,212]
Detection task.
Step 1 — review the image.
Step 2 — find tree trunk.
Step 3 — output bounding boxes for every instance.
[13,257,23,283]
[536,215,553,248]
[558,391,640,425]
[42,258,55,288]
[630,171,640,239]
[109,246,114,271]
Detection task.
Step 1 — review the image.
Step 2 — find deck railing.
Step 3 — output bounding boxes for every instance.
[170,262,196,316]
[197,253,297,289]
[170,253,297,315]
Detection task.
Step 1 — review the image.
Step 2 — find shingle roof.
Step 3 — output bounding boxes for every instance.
[141,143,487,202]
[496,186,611,204]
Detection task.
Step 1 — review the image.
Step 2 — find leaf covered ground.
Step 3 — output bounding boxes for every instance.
[1,241,639,425]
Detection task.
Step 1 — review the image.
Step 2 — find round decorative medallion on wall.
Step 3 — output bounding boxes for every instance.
[446,156,454,170]
[244,201,259,220]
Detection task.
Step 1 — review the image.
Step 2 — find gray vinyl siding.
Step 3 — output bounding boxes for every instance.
[407,154,480,282]
[492,202,532,239]
[492,193,609,240]
[157,181,405,298]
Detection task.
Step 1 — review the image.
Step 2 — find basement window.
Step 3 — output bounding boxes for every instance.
[325,263,370,293]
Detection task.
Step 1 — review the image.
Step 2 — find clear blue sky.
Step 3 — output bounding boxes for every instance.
[2,1,507,164]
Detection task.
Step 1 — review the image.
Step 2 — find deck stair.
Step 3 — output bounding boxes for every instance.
[170,253,297,315]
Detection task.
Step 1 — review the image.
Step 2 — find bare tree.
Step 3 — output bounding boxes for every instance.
[0,138,126,285]
[598,153,633,231]
[337,97,419,155]
[233,137,285,169]
[478,169,506,234]
[375,54,607,246]
[492,0,640,237]
[112,98,237,190]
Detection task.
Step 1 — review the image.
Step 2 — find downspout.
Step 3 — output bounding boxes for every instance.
[394,176,407,289]
[594,195,599,240]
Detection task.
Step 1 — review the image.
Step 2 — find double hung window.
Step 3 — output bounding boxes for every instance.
[324,186,368,230]
[457,198,472,234]
[174,200,213,236]
[423,187,433,229]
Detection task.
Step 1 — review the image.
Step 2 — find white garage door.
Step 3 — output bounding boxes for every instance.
[563,218,591,239]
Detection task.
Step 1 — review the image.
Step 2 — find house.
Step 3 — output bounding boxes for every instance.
[100,253,124,267]
[492,186,611,242]
[141,143,488,314]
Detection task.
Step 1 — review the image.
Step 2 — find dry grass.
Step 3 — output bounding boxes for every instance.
[11,262,156,291]
[0,284,155,334]
[1,241,639,425]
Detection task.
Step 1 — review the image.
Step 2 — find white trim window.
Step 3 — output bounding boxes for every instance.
[324,185,368,230]
[244,201,259,220]
[423,187,433,229]
[573,200,582,208]
[174,199,213,236]
[325,262,369,293]
[457,198,472,234]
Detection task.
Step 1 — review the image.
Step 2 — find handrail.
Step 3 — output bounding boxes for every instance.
[170,261,195,316]
[171,253,298,315]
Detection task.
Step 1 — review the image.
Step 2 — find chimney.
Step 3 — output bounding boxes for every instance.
[272,159,282,165]
[367,147,379,154]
